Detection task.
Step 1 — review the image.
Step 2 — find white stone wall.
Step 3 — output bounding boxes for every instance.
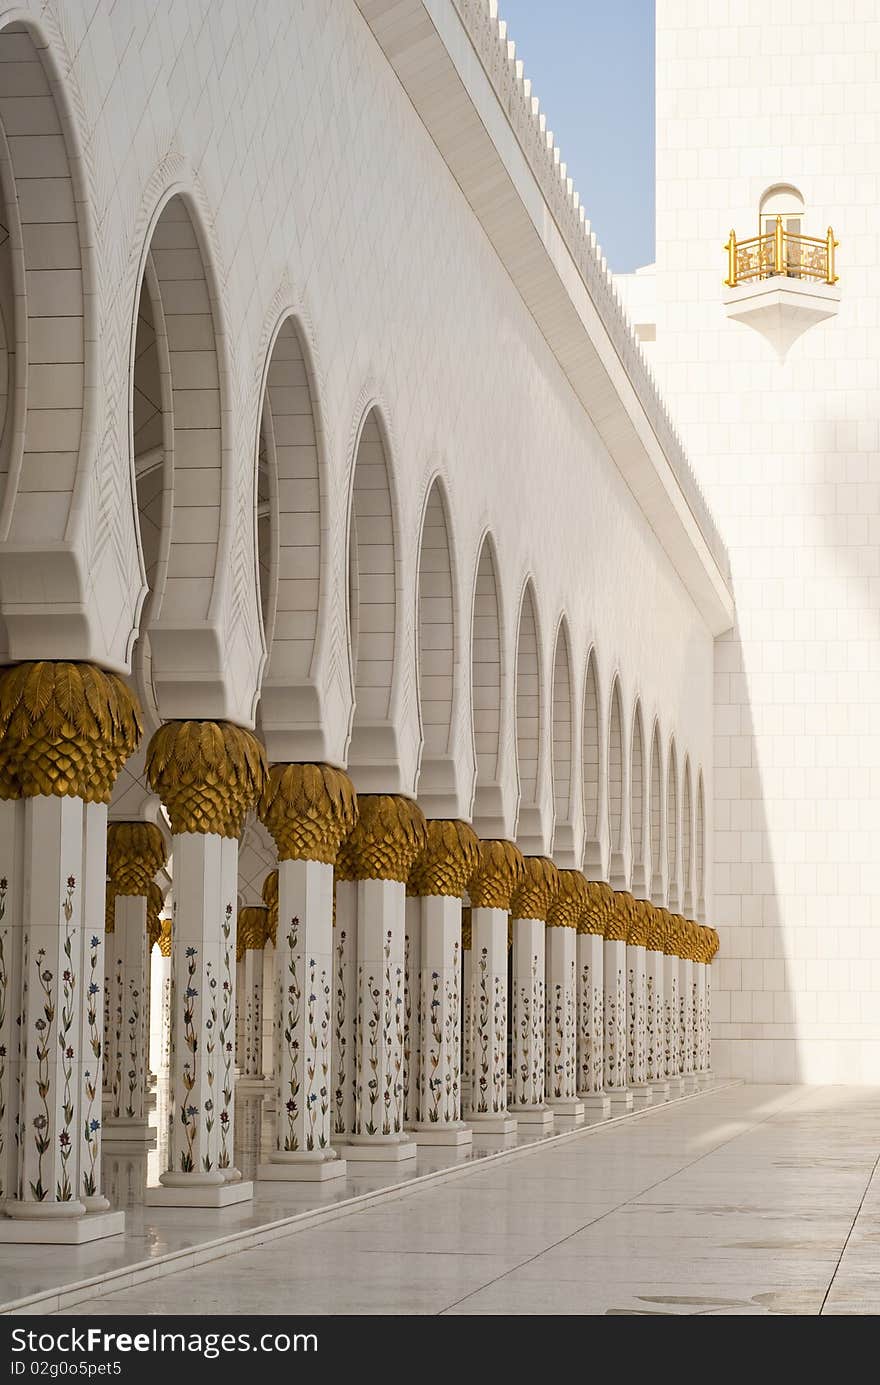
[0,0,714,891]
[653,0,880,1079]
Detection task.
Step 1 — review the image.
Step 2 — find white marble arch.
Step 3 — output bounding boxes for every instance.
[581,645,606,879]
[414,474,472,820]
[666,737,681,911]
[649,716,666,905]
[696,769,706,922]
[0,18,105,667]
[682,754,695,917]
[514,576,551,856]
[630,698,649,899]
[255,312,341,765]
[345,402,417,796]
[607,674,629,890]
[127,189,261,726]
[470,530,516,839]
[550,615,578,867]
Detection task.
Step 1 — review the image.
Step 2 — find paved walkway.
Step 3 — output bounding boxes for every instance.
[55,1085,880,1315]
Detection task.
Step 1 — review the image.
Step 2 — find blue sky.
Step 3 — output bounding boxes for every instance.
[498,1,655,272]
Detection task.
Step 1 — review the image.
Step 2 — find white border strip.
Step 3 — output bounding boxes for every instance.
[4,1080,741,1316]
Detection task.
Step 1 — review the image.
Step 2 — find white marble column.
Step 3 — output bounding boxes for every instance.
[403,893,421,1128]
[577,905,610,1116]
[646,905,669,1099]
[466,841,522,1135]
[236,907,268,1089]
[664,926,683,1095]
[461,909,473,1117]
[0,799,24,1205]
[509,857,559,1131]
[604,890,633,1113]
[144,719,266,1207]
[331,875,356,1140]
[681,921,698,1093]
[695,950,709,1085]
[0,661,140,1244]
[626,899,652,1107]
[256,763,358,1182]
[544,871,585,1127]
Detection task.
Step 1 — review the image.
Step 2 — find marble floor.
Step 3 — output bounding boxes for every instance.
[38,1084,880,1315]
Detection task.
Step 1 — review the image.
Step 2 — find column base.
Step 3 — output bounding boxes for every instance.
[509,1106,554,1131]
[0,1210,125,1244]
[548,1098,585,1128]
[668,1076,686,1096]
[467,1112,518,1135]
[608,1089,634,1113]
[697,1069,714,1087]
[146,1090,158,1109]
[682,1073,699,1094]
[236,1076,271,1093]
[649,1079,670,1101]
[337,1136,418,1163]
[144,1179,254,1207]
[629,1083,654,1107]
[258,1154,347,1183]
[412,1123,473,1147]
[580,1092,612,1118]
[103,1118,156,1146]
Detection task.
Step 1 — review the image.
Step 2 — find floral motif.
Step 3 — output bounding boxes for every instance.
[178,944,199,1173]
[0,878,7,1199]
[281,918,301,1151]
[218,902,234,1168]
[333,928,349,1136]
[82,934,102,1198]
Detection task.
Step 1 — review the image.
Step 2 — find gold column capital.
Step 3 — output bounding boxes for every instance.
[407,818,481,899]
[258,762,357,864]
[510,856,559,922]
[579,879,612,935]
[646,903,666,951]
[605,889,634,942]
[461,906,472,951]
[106,821,167,895]
[146,880,164,948]
[547,868,588,929]
[145,720,267,838]
[0,661,142,802]
[335,794,427,884]
[262,869,278,945]
[468,838,524,910]
[237,905,268,961]
[627,897,652,948]
[105,881,115,935]
[158,916,172,957]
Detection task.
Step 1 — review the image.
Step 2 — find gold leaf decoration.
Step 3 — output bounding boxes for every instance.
[105,881,115,935]
[106,821,167,895]
[510,856,559,922]
[547,869,588,928]
[468,839,524,910]
[627,897,652,947]
[335,794,428,883]
[145,720,267,838]
[146,881,165,949]
[158,916,172,958]
[461,906,472,951]
[605,889,634,942]
[0,661,142,802]
[237,905,269,961]
[579,879,613,935]
[262,868,278,945]
[258,762,358,864]
[408,818,482,899]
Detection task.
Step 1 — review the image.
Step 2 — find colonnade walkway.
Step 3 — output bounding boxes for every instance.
[41,1084,880,1316]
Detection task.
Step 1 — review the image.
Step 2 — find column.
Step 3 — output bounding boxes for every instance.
[467,840,523,1134]
[626,898,653,1107]
[256,763,357,1182]
[577,882,610,1116]
[262,869,279,1112]
[646,904,669,1099]
[545,871,586,1127]
[681,919,698,1093]
[0,796,23,1205]
[705,927,719,1080]
[695,925,709,1086]
[604,888,633,1112]
[461,908,472,1117]
[144,719,266,1207]
[236,906,268,1088]
[145,881,163,1097]
[104,822,167,1141]
[331,870,356,1138]
[408,820,480,1146]
[0,660,141,1243]
[102,884,117,1109]
[664,911,683,1095]
[402,890,421,1129]
[509,856,559,1130]
[334,794,426,1162]
[152,917,172,1087]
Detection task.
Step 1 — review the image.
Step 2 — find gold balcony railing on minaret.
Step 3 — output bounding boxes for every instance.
[724,216,838,287]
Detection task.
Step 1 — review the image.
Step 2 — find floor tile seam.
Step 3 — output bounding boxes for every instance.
[438,1084,807,1315]
[6,1083,741,1318]
[819,1145,880,1314]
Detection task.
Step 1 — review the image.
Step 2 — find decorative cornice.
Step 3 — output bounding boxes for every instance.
[547,869,588,929]
[145,720,267,838]
[258,762,357,864]
[510,856,559,922]
[106,821,167,895]
[408,819,482,898]
[336,794,427,884]
[468,838,524,910]
[0,662,142,802]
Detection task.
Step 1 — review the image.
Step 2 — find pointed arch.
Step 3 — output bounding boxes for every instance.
[515,579,543,848]
[649,719,663,902]
[471,531,504,830]
[667,738,679,909]
[551,617,575,864]
[347,406,397,763]
[416,477,457,813]
[630,700,646,895]
[682,756,694,915]
[696,769,706,919]
[608,677,624,853]
[582,648,602,874]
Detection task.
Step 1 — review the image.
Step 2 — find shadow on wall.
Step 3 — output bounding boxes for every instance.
[713,626,801,1084]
